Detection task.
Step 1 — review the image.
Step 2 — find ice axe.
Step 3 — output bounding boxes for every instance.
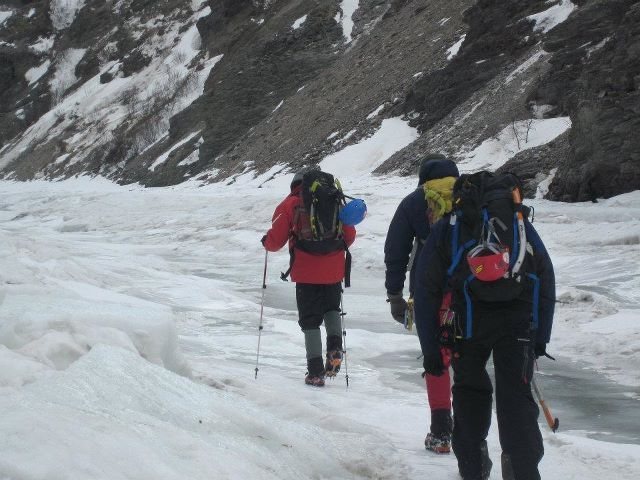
[532,376,559,432]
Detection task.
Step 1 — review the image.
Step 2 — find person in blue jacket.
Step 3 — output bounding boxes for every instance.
[384,153,460,453]
[413,172,556,480]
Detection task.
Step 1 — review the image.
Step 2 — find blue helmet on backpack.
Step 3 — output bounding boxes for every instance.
[340,199,367,226]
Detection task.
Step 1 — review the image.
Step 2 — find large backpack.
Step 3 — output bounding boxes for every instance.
[281,170,353,285]
[293,170,347,253]
[446,172,539,338]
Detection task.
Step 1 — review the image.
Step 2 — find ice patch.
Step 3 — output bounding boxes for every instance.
[272,100,284,113]
[50,0,86,31]
[292,14,307,30]
[0,10,13,26]
[505,50,548,84]
[320,118,419,177]
[528,0,577,33]
[30,36,55,54]
[50,48,86,104]
[25,60,51,85]
[337,0,360,43]
[447,34,466,60]
[457,117,571,172]
[536,167,557,199]
[366,104,385,120]
[150,131,201,171]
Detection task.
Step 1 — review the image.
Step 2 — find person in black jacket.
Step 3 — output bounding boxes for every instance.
[384,153,460,452]
[413,172,556,480]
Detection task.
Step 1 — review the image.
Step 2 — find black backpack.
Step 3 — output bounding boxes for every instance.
[446,172,537,337]
[293,170,347,254]
[281,170,353,286]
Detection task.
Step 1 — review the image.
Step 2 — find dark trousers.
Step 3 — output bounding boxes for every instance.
[452,310,543,480]
[296,283,342,375]
[295,283,342,330]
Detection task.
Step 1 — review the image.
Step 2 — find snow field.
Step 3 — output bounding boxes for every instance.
[0,174,639,479]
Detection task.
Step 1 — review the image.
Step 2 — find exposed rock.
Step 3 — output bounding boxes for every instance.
[532,0,640,201]
[0,0,638,201]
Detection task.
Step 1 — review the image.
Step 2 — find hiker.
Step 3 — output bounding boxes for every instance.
[384,153,459,453]
[414,171,556,480]
[261,166,359,387]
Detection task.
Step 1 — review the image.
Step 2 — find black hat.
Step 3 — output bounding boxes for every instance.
[418,153,459,185]
[290,165,321,189]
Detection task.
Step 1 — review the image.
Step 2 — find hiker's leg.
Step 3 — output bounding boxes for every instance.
[493,322,543,480]
[322,282,343,351]
[296,283,325,375]
[451,341,493,479]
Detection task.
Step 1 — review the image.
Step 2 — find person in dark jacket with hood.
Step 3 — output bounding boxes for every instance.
[384,153,459,453]
[413,172,556,480]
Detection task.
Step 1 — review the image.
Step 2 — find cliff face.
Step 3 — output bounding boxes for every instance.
[0,0,638,200]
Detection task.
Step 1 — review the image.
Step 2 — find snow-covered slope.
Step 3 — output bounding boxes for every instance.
[0,163,639,478]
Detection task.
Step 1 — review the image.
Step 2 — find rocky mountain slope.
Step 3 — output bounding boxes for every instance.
[0,0,638,201]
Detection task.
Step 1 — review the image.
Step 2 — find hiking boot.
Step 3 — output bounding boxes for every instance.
[325,349,343,377]
[424,432,451,454]
[305,356,325,387]
[304,373,325,387]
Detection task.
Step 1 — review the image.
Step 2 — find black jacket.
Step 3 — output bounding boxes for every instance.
[414,214,556,356]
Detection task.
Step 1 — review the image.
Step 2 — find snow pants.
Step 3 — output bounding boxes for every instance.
[425,346,453,434]
[296,283,342,376]
[451,309,543,480]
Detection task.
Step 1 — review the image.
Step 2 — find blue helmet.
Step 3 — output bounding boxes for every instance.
[340,199,367,226]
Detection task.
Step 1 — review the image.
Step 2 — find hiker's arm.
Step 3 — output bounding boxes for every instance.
[384,199,415,294]
[414,222,447,357]
[343,225,356,247]
[263,199,293,252]
[526,222,556,344]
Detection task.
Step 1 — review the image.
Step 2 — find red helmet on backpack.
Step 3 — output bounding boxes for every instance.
[466,243,510,282]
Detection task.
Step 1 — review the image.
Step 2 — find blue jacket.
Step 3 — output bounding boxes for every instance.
[384,157,460,296]
[414,215,556,356]
[384,188,430,296]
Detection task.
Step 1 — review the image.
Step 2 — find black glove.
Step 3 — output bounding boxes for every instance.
[387,293,407,324]
[260,235,267,247]
[534,343,546,359]
[534,343,555,360]
[423,351,445,377]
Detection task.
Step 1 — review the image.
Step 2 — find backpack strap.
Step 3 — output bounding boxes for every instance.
[447,212,476,278]
[526,273,540,330]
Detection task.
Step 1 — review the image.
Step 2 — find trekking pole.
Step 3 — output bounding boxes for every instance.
[254,251,268,379]
[340,289,349,388]
[532,376,559,432]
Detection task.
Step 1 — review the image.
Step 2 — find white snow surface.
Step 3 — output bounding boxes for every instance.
[30,36,55,54]
[528,0,577,33]
[24,59,51,85]
[0,8,223,173]
[366,104,385,119]
[337,0,360,43]
[1,117,640,478]
[447,34,466,60]
[0,10,13,25]
[321,118,419,178]
[50,48,87,103]
[292,14,307,30]
[50,0,86,31]
[457,117,571,172]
